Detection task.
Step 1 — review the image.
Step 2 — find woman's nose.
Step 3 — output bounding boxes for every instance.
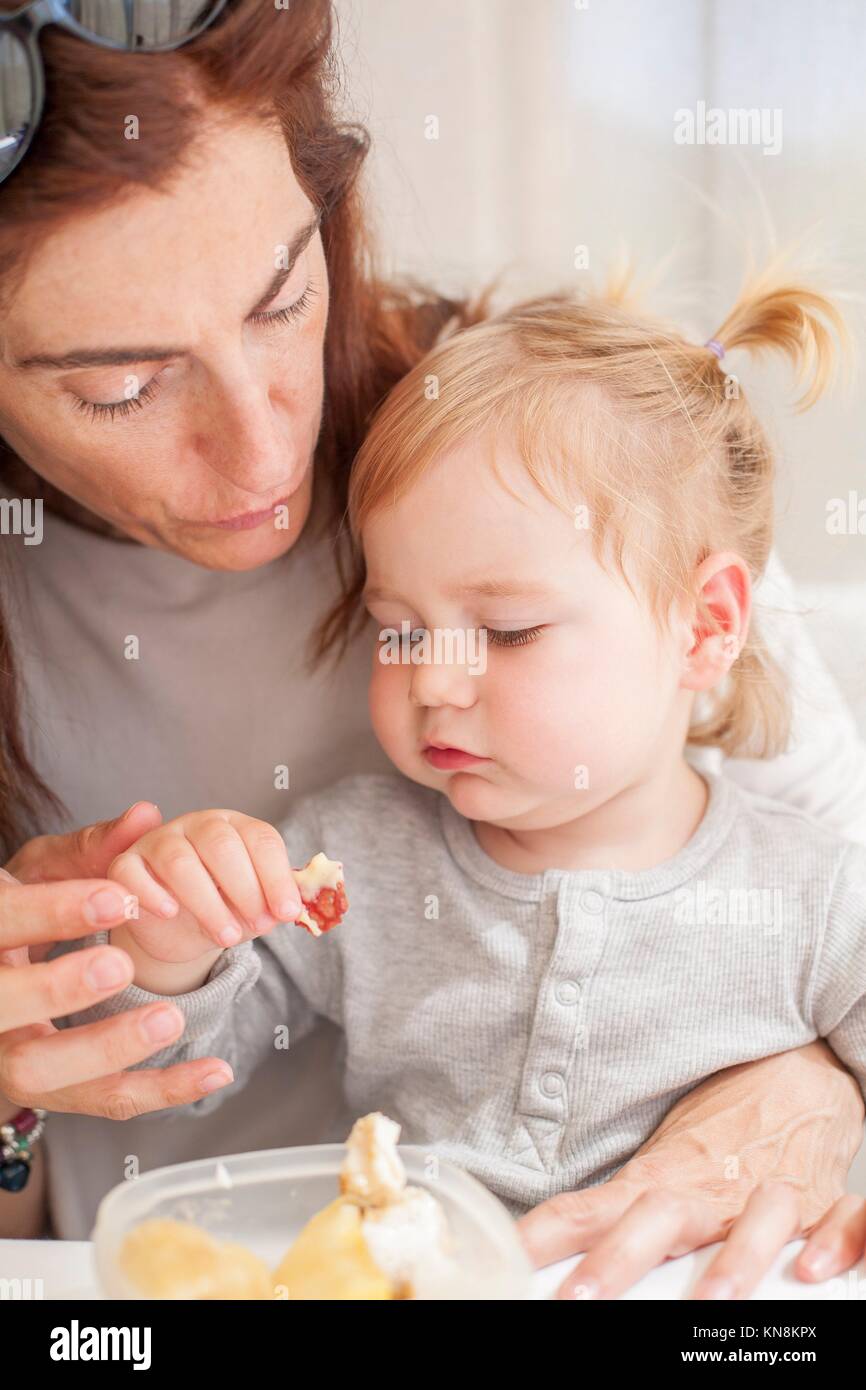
[196,373,304,496]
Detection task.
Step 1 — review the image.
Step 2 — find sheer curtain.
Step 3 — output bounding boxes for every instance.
[337,0,866,589]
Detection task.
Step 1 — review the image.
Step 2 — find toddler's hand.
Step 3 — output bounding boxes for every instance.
[107,810,303,969]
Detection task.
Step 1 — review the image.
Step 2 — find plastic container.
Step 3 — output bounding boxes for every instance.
[92,1143,533,1300]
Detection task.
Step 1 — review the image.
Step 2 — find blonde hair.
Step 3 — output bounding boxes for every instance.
[320,263,849,760]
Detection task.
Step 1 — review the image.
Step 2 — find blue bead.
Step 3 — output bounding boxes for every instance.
[0,1159,30,1192]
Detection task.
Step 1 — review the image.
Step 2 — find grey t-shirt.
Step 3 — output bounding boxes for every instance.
[76,770,866,1217]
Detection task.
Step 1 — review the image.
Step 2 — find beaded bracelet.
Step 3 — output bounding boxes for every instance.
[0,1108,46,1192]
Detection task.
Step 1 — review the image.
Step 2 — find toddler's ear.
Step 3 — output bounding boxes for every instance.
[680,552,751,693]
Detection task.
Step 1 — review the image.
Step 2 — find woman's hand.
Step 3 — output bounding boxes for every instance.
[0,803,234,1120]
[517,1041,864,1299]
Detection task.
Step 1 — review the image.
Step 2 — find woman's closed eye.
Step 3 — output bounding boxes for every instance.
[70,374,165,423]
[249,281,319,329]
[67,280,320,423]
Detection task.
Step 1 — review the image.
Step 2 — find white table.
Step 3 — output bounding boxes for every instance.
[2,1236,863,1300]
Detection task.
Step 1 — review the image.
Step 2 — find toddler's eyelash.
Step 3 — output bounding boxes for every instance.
[484,626,544,647]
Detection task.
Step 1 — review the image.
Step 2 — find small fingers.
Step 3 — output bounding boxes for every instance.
[109,852,179,921]
[690,1181,802,1300]
[142,831,244,948]
[234,819,301,923]
[189,818,272,932]
[795,1194,866,1282]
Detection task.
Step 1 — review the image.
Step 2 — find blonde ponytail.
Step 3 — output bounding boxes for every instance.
[710,261,851,409]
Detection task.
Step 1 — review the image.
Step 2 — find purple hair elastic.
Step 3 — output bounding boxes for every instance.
[705,338,726,361]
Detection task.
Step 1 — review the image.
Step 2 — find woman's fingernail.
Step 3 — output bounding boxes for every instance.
[694,1277,736,1300]
[800,1246,835,1277]
[219,925,242,947]
[84,889,126,925]
[143,1007,182,1043]
[86,952,130,991]
[160,899,178,918]
[200,1068,233,1093]
[278,898,301,921]
[567,1278,599,1300]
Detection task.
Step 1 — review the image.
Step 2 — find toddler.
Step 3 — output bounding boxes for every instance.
[76,268,866,1229]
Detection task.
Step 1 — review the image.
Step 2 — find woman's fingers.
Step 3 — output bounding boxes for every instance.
[0,943,135,1033]
[5,802,163,885]
[552,1188,723,1300]
[690,1182,803,1300]
[29,1057,234,1120]
[0,997,193,1099]
[234,819,301,923]
[517,1177,643,1268]
[795,1194,866,1283]
[0,876,129,949]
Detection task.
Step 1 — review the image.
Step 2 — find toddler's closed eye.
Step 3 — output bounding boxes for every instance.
[483,626,545,647]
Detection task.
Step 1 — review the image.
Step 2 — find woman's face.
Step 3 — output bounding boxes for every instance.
[0,117,329,569]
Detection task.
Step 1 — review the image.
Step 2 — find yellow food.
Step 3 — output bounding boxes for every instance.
[272,1197,397,1301]
[119,1217,273,1300]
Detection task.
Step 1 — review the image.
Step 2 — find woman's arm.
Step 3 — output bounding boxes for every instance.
[519,1040,864,1299]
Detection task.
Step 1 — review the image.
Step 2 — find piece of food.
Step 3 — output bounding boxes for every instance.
[361,1186,453,1294]
[292,851,348,936]
[341,1112,457,1297]
[272,1198,397,1301]
[119,1218,273,1300]
[340,1111,406,1207]
[272,1112,456,1299]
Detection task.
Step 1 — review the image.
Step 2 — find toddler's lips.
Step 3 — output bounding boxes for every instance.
[423,746,489,771]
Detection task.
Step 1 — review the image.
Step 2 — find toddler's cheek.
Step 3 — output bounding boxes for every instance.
[368,665,415,768]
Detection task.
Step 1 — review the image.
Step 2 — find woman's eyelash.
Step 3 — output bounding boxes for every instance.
[484,626,544,648]
[71,377,162,423]
[250,282,319,327]
[72,283,319,423]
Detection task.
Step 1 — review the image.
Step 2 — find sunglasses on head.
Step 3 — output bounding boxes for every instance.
[0,0,230,185]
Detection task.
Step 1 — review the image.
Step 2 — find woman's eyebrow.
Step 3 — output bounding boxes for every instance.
[12,213,322,371]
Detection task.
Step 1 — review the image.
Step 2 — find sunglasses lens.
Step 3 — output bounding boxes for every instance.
[66,0,226,50]
[0,30,34,179]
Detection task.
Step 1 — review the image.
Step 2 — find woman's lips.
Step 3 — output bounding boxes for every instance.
[211,500,289,532]
[423,746,489,771]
